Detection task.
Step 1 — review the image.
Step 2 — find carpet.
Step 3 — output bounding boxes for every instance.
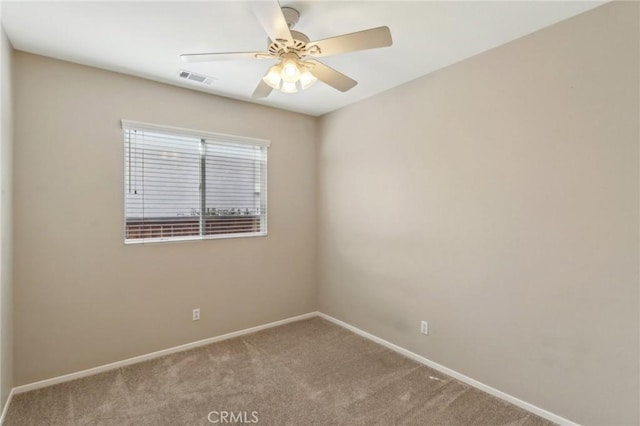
[4,317,554,425]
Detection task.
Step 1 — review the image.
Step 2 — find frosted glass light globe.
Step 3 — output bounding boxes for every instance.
[280,81,298,93]
[280,59,301,84]
[299,68,317,90]
[262,64,282,89]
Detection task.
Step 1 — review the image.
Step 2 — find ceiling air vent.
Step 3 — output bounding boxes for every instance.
[178,70,216,85]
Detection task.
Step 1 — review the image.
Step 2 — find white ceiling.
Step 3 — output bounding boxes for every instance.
[2,1,605,116]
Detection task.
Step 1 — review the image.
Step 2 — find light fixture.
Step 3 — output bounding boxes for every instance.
[299,68,317,90]
[261,53,317,94]
[280,81,298,93]
[263,64,282,90]
[281,56,301,83]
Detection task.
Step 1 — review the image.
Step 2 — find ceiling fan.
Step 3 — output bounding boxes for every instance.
[180,1,393,98]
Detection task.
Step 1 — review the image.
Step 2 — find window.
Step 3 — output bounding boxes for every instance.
[122,121,269,244]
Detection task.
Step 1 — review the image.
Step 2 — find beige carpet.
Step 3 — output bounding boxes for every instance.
[5,317,554,425]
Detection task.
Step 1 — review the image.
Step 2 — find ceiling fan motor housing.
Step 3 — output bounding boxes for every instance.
[267,30,310,57]
[290,30,310,44]
[266,7,310,57]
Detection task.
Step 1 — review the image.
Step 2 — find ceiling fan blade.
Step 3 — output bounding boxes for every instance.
[252,79,273,99]
[307,60,357,92]
[250,1,293,44]
[309,26,392,58]
[181,52,270,63]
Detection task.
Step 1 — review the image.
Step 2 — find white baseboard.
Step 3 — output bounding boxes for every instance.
[317,312,578,426]
[11,311,318,395]
[0,388,15,425]
[5,310,576,426]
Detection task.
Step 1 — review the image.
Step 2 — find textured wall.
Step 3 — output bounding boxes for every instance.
[0,25,14,410]
[8,2,640,424]
[317,3,638,424]
[13,52,317,385]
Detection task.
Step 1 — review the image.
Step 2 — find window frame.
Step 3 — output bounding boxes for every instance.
[121,120,270,245]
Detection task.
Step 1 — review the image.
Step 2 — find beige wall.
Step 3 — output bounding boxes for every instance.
[0,25,14,409]
[13,52,317,385]
[317,3,638,425]
[7,2,640,424]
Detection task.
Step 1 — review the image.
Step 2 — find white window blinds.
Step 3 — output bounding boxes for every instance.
[122,121,269,244]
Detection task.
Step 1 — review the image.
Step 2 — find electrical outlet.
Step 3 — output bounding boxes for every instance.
[192,308,200,321]
[420,320,429,335]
